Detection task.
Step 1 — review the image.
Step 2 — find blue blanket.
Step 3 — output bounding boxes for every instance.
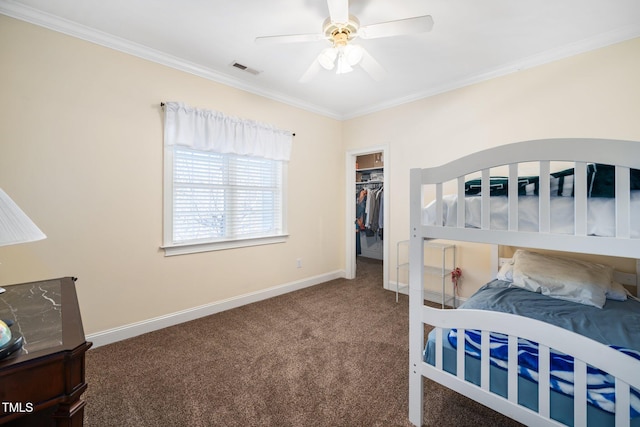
[448,329,640,416]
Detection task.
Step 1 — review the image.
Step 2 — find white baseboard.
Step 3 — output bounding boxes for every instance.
[87,269,345,348]
[387,281,467,307]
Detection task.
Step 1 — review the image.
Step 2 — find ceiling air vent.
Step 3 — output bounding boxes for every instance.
[230,61,261,75]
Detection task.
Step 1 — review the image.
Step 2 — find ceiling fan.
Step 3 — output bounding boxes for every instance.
[255,0,434,82]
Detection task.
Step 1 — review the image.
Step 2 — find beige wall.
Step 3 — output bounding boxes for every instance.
[343,37,640,297]
[2,14,640,335]
[0,16,345,334]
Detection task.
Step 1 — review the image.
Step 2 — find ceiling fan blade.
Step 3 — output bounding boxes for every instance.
[255,33,324,44]
[327,0,349,24]
[358,15,434,39]
[299,60,322,83]
[358,49,385,81]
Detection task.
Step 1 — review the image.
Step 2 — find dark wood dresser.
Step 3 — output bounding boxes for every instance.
[0,277,92,426]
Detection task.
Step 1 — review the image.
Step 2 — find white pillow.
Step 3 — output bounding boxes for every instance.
[498,253,625,302]
[510,249,610,308]
[496,261,514,282]
[607,281,628,301]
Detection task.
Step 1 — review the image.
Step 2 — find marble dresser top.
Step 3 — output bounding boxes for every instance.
[0,279,63,354]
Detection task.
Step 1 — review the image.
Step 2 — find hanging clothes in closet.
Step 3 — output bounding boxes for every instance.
[355,184,384,256]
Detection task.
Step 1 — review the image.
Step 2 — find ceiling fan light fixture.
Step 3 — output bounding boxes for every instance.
[335,51,353,74]
[256,2,434,82]
[318,48,337,70]
[344,44,364,66]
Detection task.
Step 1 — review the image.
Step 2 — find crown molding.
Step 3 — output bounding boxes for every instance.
[0,0,343,120]
[2,0,640,122]
[343,25,640,120]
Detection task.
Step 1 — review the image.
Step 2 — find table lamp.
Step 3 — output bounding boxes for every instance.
[0,187,46,293]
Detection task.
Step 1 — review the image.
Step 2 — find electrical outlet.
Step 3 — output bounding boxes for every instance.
[296,258,302,268]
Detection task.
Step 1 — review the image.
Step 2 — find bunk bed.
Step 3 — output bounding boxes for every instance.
[408,138,640,427]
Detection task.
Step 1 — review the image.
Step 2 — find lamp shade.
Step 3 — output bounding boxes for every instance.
[0,188,46,247]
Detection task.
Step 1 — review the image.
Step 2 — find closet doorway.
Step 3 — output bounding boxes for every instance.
[345,145,389,289]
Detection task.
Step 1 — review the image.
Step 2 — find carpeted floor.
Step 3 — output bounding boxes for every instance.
[83,258,522,426]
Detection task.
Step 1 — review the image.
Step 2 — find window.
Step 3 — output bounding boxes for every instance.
[161,102,291,256]
[163,147,287,255]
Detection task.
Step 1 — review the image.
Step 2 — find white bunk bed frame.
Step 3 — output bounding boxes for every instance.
[409,138,640,427]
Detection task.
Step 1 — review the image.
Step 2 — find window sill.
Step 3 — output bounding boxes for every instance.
[161,234,289,256]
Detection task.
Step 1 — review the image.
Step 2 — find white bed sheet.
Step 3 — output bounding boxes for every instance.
[423,192,640,238]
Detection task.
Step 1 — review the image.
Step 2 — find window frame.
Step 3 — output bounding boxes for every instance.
[162,146,288,256]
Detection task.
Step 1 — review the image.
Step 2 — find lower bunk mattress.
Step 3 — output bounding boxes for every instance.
[424,280,640,427]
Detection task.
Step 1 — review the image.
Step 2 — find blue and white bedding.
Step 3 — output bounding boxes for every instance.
[448,329,640,416]
[427,280,640,421]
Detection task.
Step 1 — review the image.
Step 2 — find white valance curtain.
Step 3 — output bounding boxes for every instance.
[163,102,293,161]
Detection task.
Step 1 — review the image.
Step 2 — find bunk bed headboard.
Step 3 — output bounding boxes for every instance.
[410,138,640,260]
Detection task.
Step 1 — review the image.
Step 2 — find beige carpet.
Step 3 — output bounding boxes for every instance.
[83,258,522,426]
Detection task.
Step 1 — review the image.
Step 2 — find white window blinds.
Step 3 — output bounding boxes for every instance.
[172,148,283,244]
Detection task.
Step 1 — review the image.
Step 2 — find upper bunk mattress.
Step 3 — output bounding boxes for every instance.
[423,192,640,238]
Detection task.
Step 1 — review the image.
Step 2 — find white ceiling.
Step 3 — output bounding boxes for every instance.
[2,0,640,120]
